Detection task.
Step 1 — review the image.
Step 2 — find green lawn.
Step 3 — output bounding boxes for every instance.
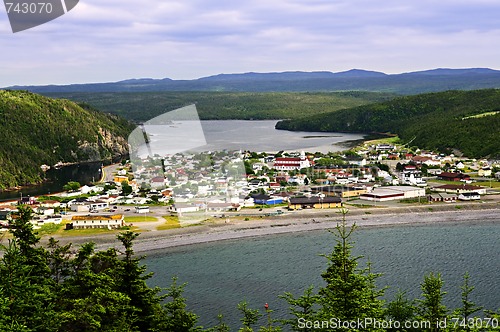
[156,216,181,230]
[57,226,140,237]
[124,216,158,223]
[36,222,64,236]
[363,136,401,146]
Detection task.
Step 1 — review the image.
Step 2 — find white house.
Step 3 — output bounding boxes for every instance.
[273,152,312,171]
[88,200,109,211]
[169,203,200,214]
[478,167,492,177]
[35,207,55,216]
[360,186,425,202]
[458,192,481,201]
[400,169,427,187]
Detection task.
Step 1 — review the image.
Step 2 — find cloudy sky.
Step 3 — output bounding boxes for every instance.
[1,0,500,86]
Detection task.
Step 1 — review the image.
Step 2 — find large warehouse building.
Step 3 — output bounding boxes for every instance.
[359,186,425,202]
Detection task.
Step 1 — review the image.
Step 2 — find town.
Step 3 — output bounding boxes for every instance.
[1,138,499,233]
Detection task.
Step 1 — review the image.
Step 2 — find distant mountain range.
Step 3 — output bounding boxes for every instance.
[7,68,500,94]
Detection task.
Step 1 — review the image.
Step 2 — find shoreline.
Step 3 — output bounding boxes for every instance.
[46,203,499,254]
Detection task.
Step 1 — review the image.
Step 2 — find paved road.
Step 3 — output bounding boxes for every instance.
[101,163,121,183]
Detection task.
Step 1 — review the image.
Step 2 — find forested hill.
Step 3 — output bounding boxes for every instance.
[0,90,135,189]
[43,91,394,122]
[276,89,500,158]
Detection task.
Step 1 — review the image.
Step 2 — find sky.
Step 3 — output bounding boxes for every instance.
[1,0,500,87]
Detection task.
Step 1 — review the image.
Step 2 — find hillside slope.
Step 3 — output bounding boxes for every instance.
[0,90,135,189]
[276,89,500,158]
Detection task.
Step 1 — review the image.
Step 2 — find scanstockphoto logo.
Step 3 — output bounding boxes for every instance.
[4,0,78,33]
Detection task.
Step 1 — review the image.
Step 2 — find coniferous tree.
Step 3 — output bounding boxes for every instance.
[1,206,61,331]
[317,209,385,328]
[205,313,230,332]
[280,286,319,331]
[161,277,201,332]
[58,244,133,331]
[386,290,417,331]
[417,272,448,332]
[281,209,385,332]
[237,301,262,332]
[47,237,73,284]
[448,272,483,332]
[116,231,169,330]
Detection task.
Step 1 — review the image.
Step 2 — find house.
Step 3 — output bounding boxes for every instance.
[268,182,281,190]
[458,192,481,201]
[288,175,309,186]
[412,156,439,166]
[251,194,284,205]
[427,193,458,202]
[344,156,367,167]
[273,152,312,170]
[375,144,394,151]
[18,196,36,205]
[288,196,342,210]
[88,200,109,211]
[35,207,55,216]
[150,176,167,189]
[206,202,241,212]
[311,185,368,198]
[433,184,487,195]
[478,167,492,177]
[400,166,427,186]
[437,172,470,182]
[114,175,129,185]
[169,203,200,214]
[70,198,91,212]
[67,214,124,230]
[0,210,13,221]
[40,200,61,208]
[80,185,103,194]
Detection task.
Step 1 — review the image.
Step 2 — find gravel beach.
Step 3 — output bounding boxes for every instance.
[47,203,499,254]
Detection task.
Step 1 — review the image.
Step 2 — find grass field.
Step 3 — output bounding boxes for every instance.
[157,216,181,230]
[124,216,158,223]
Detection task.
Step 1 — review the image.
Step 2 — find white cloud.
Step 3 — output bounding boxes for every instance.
[1,0,500,85]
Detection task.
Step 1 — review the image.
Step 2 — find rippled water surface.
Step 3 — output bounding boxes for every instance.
[144,222,500,329]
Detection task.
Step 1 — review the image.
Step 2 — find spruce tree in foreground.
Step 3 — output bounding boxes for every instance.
[417,272,448,332]
[0,206,201,332]
[282,209,386,331]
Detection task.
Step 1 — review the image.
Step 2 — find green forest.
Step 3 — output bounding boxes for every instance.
[0,90,135,189]
[1,207,498,331]
[276,89,500,158]
[44,91,394,123]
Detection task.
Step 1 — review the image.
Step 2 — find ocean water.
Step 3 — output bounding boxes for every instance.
[144,222,500,329]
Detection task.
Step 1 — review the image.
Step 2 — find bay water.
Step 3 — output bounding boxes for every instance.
[144,222,500,329]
